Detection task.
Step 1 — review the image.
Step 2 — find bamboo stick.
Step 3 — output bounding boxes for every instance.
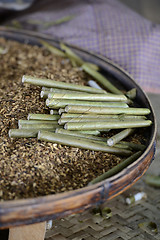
[64,120,152,130]
[28,113,59,120]
[46,99,128,109]
[48,92,127,102]
[107,129,135,146]
[22,75,106,94]
[64,105,151,115]
[89,151,142,184]
[82,63,123,94]
[38,131,132,156]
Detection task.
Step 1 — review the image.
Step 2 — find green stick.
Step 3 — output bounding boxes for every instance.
[46,99,128,109]
[61,113,147,119]
[22,75,106,94]
[89,151,142,184]
[18,120,58,127]
[82,63,123,94]
[56,129,130,149]
[64,106,151,115]
[40,40,66,57]
[41,88,97,98]
[19,123,59,129]
[64,120,152,130]
[28,113,59,120]
[145,175,160,188]
[38,131,132,156]
[48,92,127,102]
[107,129,135,146]
[73,130,101,135]
[60,43,99,70]
[119,141,146,151]
[58,117,146,125]
[9,129,39,138]
[55,128,107,141]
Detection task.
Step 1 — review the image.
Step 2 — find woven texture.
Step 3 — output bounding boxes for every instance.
[12,0,160,94]
[45,180,160,240]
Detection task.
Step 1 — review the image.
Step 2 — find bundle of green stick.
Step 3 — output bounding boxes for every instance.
[8,42,152,184]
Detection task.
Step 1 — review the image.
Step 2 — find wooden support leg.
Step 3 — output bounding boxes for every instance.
[9,222,46,240]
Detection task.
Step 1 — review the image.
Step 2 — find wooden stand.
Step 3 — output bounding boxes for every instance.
[9,222,46,240]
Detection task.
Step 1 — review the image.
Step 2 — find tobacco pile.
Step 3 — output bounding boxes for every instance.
[0,38,148,201]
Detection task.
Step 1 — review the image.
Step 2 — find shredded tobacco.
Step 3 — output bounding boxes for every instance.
[0,38,146,201]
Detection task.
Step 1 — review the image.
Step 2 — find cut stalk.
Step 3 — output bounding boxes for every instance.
[9,129,39,138]
[64,120,152,130]
[18,120,58,127]
[55,128,107,142]
[61,113,147,120]
[119,141,146,151]
[89,151,142,184]
[22,75,106,94]
[41,88,95,98]
[19,123,59,129]
[60,43,99,70]
[64,106,151,115]
[107,129,135,146]
[46,99,128,109]
[40,40,66,57]
[28,113,59,120]
[48,93,127,102]
[82,63,123,94]
[58,117,146,125]
[73,130,101,135]
[38,131,132,156]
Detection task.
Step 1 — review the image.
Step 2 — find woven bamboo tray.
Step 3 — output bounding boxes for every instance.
[0,27,157,230]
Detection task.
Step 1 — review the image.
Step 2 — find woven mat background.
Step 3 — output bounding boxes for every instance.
[45,93,160,240]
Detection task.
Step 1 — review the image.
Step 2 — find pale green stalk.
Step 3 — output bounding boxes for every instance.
[38,131,132,156]
[22,75,106,94]
[48,92,127,102]
[9,129,38,138]
[89,151,142,185]
[40,40,66,57]
[28,113,59,120]
[46,99,128,109]
[107,129,135,146]
[82,63,123,94]
[64,120,152,130]
[61,113,147,119]
[18,120,58,127]
[64,106,151,115]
